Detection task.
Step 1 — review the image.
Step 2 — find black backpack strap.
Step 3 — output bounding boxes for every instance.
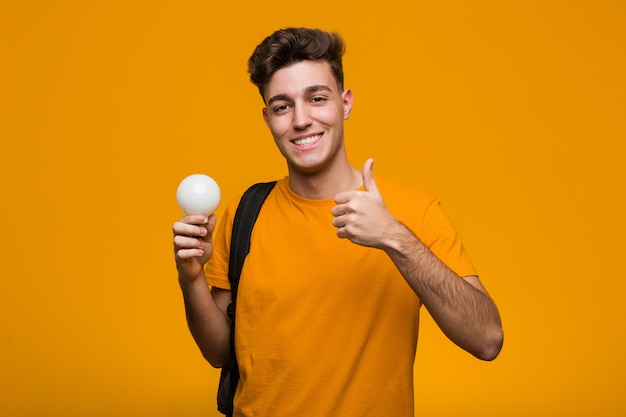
[217,181,276,416]
[228,181,277,298]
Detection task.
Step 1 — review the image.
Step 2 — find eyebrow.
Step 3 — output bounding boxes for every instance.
[267,84,333,106]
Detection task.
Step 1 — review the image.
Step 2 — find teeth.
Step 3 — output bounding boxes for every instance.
[294,135,321,146]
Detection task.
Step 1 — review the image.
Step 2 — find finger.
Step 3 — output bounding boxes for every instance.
[331,204,347,217]
[362,158,379,195]
[179,214,208,225]
[174,234,205,251]
[335,224,351,240]
[199,214,218,242]
[204,213,217,233]
[175,247,205,260]
[174,214,216,236]
[332,216,346,228]
[334,191,352,205]
[173,221,208,237]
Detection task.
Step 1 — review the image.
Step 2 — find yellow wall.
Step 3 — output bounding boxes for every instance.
[2,1,624,416]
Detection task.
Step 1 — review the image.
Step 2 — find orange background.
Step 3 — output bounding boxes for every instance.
[2,1,625,416]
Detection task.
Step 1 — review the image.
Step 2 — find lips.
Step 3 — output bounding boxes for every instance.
[292,134,322,148]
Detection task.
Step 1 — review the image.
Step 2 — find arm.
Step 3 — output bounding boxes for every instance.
[332,159,503,360]
[380,223,503,360]
[173,214,232,367]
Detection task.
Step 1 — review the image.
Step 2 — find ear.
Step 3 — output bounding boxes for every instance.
[262,107,269,126]
[342,89,354,120]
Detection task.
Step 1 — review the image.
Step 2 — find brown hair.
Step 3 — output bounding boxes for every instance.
[248,27,346,100]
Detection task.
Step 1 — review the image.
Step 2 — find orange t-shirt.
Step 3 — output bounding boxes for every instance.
[206,177,476,417]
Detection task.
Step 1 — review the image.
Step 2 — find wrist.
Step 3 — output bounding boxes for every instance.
[383,221,422,256]
[178,271,207,291]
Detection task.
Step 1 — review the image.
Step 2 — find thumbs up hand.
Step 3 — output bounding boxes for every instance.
[332,159,398,249]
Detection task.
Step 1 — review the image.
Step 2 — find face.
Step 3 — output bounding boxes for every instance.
[262,60,353,176]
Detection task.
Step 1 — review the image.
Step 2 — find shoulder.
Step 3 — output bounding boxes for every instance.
[374,176,441,236]
[375,176,436,209]
[223,178,285,220]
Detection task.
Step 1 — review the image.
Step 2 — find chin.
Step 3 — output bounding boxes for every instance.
[287,158,320,173]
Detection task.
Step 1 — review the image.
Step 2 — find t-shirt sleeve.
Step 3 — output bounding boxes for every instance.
[204,197,240,290]
[420,199,478,278]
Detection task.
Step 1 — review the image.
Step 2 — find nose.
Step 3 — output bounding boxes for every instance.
[292,103,312,129]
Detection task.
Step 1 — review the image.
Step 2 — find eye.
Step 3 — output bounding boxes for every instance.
[272,104,289,113]
[311,96,327,103]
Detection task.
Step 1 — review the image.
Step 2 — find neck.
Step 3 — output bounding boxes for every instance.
[287,157,362,200]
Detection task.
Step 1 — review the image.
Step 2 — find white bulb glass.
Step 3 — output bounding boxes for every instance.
[176,174,221,215]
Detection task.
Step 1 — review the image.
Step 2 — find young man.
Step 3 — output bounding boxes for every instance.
[173,27,503,416]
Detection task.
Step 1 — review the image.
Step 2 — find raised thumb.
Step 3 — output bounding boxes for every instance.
[362,158,379,194]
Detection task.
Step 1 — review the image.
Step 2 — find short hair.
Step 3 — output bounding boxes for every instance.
[247,27,346,100]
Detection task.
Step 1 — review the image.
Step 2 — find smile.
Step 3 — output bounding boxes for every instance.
[293,134,322,148]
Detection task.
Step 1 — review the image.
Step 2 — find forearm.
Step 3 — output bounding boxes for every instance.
[179,277,231,368]
[384,223,503,360]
